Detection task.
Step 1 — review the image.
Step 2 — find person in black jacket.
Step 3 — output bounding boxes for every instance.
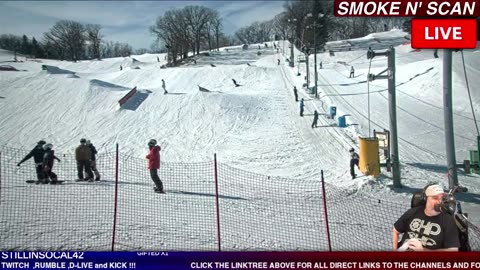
[42,143,61,184]
[86,140,101,181]
[17,140,47,183]
[349,148,360,179]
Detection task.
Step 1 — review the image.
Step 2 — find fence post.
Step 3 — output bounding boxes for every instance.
[321,170,332,251]
[112,143,119,251]
[214,153,221,251]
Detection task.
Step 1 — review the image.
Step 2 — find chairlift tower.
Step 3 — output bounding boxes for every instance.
[367,46,401,188]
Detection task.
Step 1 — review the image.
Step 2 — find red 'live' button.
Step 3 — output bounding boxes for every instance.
[411,19,477,49]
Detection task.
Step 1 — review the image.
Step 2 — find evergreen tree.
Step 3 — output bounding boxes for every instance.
[21,35,31,56]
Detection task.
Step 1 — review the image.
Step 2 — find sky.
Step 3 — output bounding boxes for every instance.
[0,1,285,50]
[0,30,480,251]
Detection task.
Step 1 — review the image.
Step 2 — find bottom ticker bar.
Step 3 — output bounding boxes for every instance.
[0,252,480,270]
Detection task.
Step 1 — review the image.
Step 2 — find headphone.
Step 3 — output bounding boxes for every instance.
[421,183,438,203]
[411,182,437,208]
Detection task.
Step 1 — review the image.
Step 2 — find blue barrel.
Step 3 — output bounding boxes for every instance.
[329,105,337,118]
[338,115,346,128]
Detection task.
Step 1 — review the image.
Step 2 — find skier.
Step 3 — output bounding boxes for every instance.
[120,65,123,71]
[146,139,164,193]
[300,98,305,117]
[17,140,47,183]
[232,79,240,87]
[42,143,61,184]
[319,61,323,69]
[312,110,319,128]
[86,140,101,181]
[75,138,94,181]
[293,86,298,102]
[349,148,360,179]
[349,66,355,78]
[157,56,160,62]
[162,79,168,94]
[277,59,280,65]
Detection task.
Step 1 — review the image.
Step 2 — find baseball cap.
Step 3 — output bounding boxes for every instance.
[425,184,445,197]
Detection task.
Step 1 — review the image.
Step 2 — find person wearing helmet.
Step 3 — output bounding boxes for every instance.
[146,139,164,193]
[349,148,360,179]
[86,140,101,181]
[75,138,94,181]
[42,143,61,184]
[17,140,48,183]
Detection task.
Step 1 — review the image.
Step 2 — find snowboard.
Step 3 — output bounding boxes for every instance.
[153,187,166,194]
[26,180,65,184]
[75,179,99,182]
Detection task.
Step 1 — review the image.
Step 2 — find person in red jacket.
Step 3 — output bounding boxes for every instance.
[146,139,164,193]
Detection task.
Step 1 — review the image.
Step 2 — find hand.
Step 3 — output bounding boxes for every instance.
[17,163,21,167]
[407,239,424,251]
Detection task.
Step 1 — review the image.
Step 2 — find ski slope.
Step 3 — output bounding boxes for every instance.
[0,29,479,250]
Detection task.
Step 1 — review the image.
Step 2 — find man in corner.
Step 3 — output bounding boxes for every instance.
[392,184,460,251]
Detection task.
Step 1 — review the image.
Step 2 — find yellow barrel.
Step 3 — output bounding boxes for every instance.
[358,137,380,177]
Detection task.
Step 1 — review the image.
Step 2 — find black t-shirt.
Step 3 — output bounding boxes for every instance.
[394,206,460,250]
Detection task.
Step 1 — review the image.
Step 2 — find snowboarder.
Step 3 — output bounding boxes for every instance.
[312,110,319,128]
[17,140,47,183]
[42,143,61,184]
[293,86,298,102]
[75,138,94,181]
[86,140,101,181]
[232,79,240,87]
[349,148,360,179]
[162,79,168,94]
[300,98,305,117]
[349,66,355,78]
[146,139,164,193]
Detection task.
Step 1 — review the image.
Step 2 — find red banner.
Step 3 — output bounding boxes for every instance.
[411,19,477,48]
[334,0,480,17]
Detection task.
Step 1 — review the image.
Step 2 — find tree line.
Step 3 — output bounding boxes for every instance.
[0,20,132,61]
[5,0,466,64]
[234,0,408,54]
[149,5,233,65]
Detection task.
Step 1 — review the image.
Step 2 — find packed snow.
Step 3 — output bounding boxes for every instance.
[0,29,479,251]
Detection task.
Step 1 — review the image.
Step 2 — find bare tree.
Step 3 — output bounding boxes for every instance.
[85,24,103,60]
[272,12,289,40]
[211,11,222,51]
[44,20,85,61]
[184,5,214,55]
[150,9,190,65]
